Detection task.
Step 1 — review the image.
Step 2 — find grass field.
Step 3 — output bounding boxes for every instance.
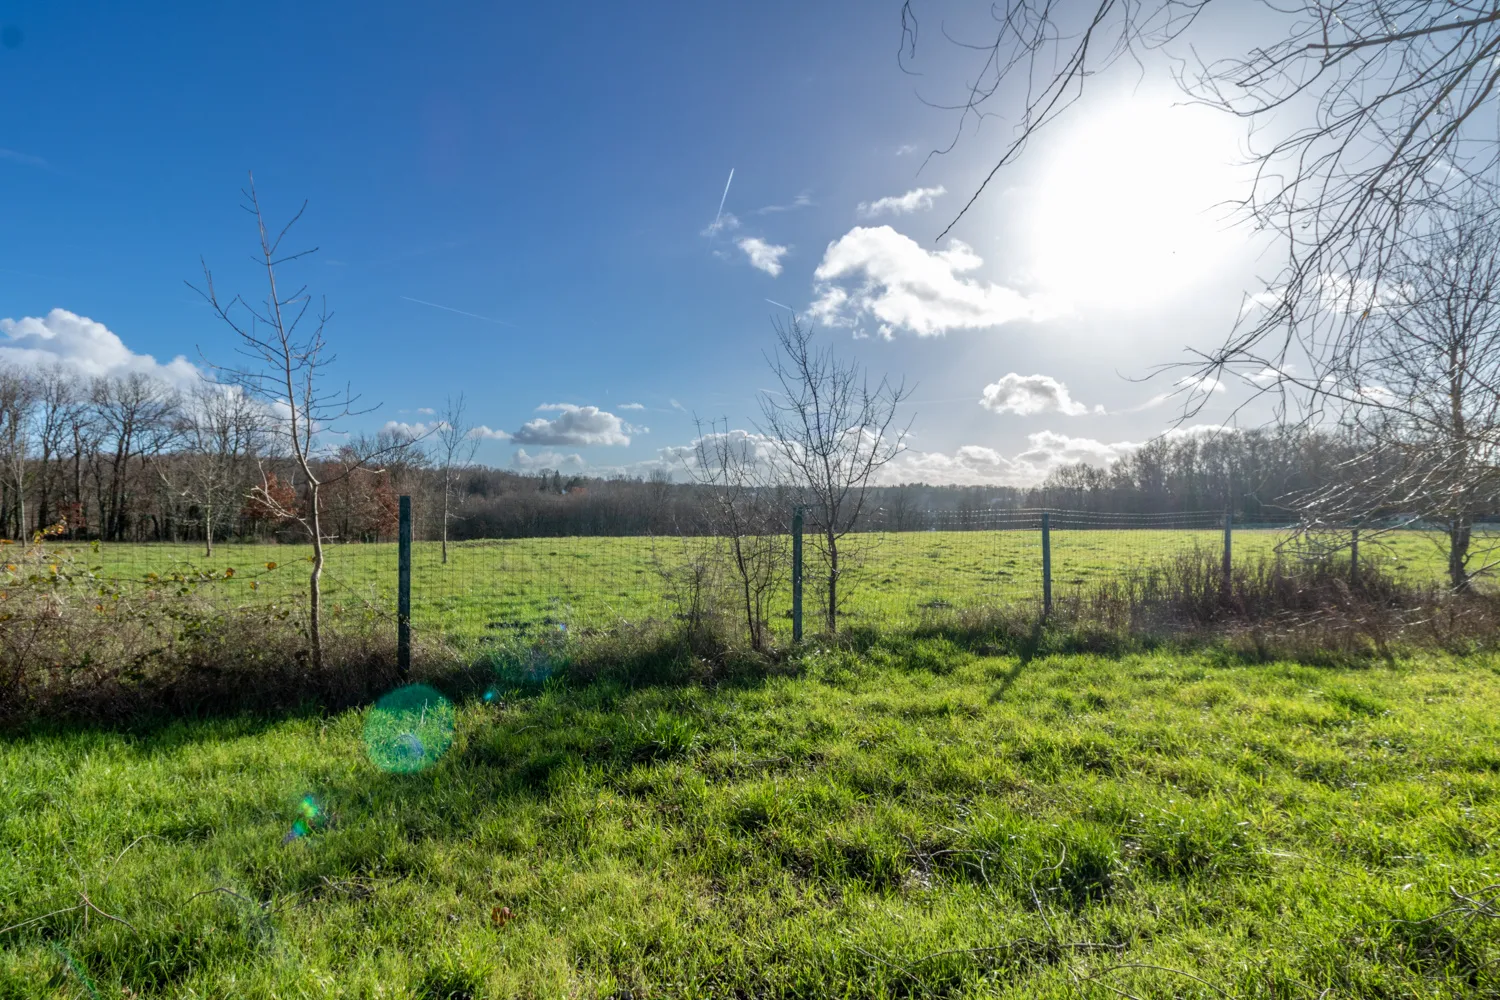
[2,642,1497,997]
[31,527,1476,644]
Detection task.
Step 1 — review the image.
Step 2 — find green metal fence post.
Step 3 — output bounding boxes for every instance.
[791,506,803,643]
[1041,512,1052,616]
[398,495,411,679]
[1222,507,1233,599]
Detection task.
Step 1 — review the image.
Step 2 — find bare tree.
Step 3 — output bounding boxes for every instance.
[685,418,788,651]
[193,175,379,670]
[0,370,35,539]
[898,1,1500,410]
[433,394,479,564]
[1299,199,1500,590]
[154,382,267,557]
[91,373,181,541]
[31,365,85,534]
[758,317,912,632]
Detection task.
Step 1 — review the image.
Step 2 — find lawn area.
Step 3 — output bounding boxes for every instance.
[37,527,1474,644]
[2,643,1497,998]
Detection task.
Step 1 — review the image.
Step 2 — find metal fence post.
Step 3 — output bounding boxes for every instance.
[398,495,411,679]
[791,506,803,642]
[1222,507,1233,599]
[1041,512,1052,616]
[1350,521,1360,587]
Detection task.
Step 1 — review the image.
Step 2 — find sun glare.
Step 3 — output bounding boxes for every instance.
[1024,99,1245,310]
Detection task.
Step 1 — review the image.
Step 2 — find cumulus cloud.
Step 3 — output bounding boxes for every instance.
[856,186,945,218]
[738,237,789,276]
[1015,431,1137,472]
[979,373,1096,416]
[652,428,783,477]
[383,420,511,441]
[809,226,1056,337]
[0,308,200,387]
[878,431,1141,486]
[512,403,631,447]
[511,448,586,472]
[382,420,441,437]
[879,444,1026,486]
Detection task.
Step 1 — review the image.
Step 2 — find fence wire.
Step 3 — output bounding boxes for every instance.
[33,501,1483,649]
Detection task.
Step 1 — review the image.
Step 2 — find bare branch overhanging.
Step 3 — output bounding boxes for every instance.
[901,1,1500,417]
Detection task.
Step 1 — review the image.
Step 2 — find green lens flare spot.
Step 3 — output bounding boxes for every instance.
[363,684,455,773]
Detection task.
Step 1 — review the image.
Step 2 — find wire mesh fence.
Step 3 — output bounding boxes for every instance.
[27,498,1491,654]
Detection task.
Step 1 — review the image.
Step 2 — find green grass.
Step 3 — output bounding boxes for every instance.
[30,527,1477,644]
[2,644,1497,997]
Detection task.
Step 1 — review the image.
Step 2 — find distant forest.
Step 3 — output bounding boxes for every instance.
[0,360,1368,544]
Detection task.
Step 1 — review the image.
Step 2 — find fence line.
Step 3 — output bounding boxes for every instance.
[25,498,1486,657]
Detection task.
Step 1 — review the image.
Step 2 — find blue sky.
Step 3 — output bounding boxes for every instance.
[0,1,1269,484]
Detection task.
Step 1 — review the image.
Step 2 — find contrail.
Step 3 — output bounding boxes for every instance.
[712,168,734,230]
[399,296,514,327]
[764,298,793,311]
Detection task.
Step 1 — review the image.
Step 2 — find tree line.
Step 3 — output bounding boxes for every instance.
[0,358,1467,546]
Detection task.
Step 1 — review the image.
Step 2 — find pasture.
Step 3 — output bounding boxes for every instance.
[59,527,1474,643]
[2,642,1497,997]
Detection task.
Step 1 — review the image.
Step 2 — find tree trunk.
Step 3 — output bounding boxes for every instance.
[442,478,450,564]
[1449,516,1471,592]
[204,504,214,558]
[308,481,325,671]
[826,528,839,633]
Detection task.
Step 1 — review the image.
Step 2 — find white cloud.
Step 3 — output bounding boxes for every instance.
[895,144,920,156]
[416,407,436,415]
[738,237,789,276]
[0,308,200,387]
[383,420,511,442]
[979,373,1095,416]
[512,403,631,447]
[651,428,784,478]
[809,226,1057,337]
[1176,374,1225,394]
[618,402,646,411]
[757,192,813,215]
[701,212,740,238]
[382,420,443,437]
[1161,423,1236,441]
[1015,430,1137,472]
[877,430,1141,486]
[1246,364,1296,386]
[879,444,1027,486]
[511,448,586,472]
[856,185,945,219]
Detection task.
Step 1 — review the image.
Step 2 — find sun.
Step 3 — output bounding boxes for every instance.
[1023,97,1246,310]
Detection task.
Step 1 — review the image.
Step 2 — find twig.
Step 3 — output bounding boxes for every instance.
[1078,962,1239,999]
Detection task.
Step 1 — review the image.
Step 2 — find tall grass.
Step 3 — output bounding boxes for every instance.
[4,533,1497,727]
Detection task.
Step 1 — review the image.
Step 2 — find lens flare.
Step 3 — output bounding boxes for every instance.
[282,794,327,843]
[51,944,99,1000]
[363,684,455,773]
